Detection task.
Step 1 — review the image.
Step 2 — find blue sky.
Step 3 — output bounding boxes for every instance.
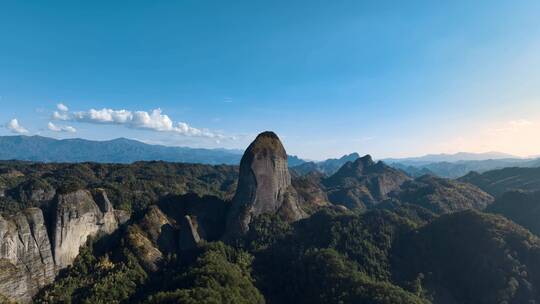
[1,0,540,159]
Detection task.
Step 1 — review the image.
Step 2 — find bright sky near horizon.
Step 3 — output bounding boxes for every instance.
[1,0,540,160]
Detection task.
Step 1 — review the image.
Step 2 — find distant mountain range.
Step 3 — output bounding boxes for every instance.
[292,151,540,179]
[383,152,540,178]
[1,136,538,178]
[291,153,360,176]
[382,151,520,165]
[0,135,306,166]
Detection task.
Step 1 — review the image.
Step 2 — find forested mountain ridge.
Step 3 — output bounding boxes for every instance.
[460,166,540,196]
[388,158,540,178]
[1,132,540,303]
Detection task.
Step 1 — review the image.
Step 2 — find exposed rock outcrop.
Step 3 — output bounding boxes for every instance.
[139,205,177,254]
[0,208,55,303]
[179,215,203,250]
[323,155,411,209]
[125,225,163,272]
[225,132,306,238]
[292,171,330,212]
[125,205,179,272]
[52,189,121,269]
[0,187,128,303]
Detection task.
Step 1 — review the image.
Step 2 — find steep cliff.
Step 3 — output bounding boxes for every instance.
[0,189,126,303]
[225,132,306,238]
[0,208,55,303]
[52,189,122,269]
[178,215,203,250]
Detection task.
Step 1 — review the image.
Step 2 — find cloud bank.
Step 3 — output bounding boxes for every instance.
[48,122,76,133]
[52,105,226,139]
[6,119,29,134]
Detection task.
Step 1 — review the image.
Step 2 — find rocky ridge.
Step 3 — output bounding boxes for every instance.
[0,189,127,303]
[323,155,411,209]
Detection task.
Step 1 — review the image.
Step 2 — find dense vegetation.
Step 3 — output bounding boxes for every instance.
[34,208,432,304]
[0,161,238,216]
[33,204,540,304]
[487,190,540,236]
[393,210,540,303]
[3,159,540,303]
[35,244,147,304]
[391,175,493,214]
[460,166,540,197]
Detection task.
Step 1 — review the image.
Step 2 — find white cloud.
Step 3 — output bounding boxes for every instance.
[6,119,29,134]
[57,103,69,112]
[52,111,69,120]
[47,122,76,133]
[57,107,224,138]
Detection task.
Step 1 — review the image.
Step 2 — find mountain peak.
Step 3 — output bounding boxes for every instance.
[225,131,305,238]
[256,131,280,140]
[336,154,377,177]
[356,154,375,166]
[338,152,360,162]
[323,154,411,209]
[242,131,287,161]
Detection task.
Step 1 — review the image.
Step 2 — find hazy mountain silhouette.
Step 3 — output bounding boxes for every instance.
[383,151,520,165]
[0,135,306,166]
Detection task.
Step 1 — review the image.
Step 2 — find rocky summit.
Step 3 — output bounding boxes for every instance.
[323,155,411,209]
[225,131,306,238]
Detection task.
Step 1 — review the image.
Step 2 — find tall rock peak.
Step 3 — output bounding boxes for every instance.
[225,131,305,238]
[332,154,376,178]
[358,154,375,165]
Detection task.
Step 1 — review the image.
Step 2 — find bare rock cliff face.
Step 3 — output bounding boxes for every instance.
[0,208,55,303]
[52,189,121,269]
[225,132,306,238]
[179,215,203,251]
[125,205,173,272]
[0,189,126,303]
